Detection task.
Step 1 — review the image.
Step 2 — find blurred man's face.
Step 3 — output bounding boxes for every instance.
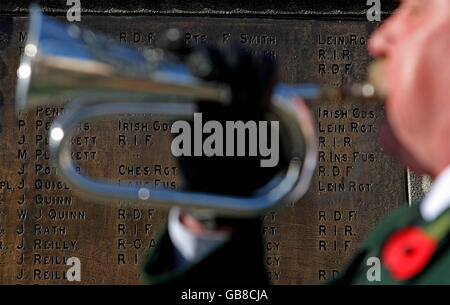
[369,0,450,177]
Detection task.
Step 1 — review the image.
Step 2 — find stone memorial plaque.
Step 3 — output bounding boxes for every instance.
[0,2,409,284]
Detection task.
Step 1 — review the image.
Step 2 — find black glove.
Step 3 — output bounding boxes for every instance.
[180,44,287,198]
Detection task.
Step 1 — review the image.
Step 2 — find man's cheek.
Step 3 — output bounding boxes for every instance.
[387,52,423,125]
[385,91,413,147]
[384,66,412,129]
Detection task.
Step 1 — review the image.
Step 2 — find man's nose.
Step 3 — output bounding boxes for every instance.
[368,7,406,58]
[368,24,393,58]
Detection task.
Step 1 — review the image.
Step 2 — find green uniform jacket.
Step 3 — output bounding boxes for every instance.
[334,203,450,284]
[142,204,450,285]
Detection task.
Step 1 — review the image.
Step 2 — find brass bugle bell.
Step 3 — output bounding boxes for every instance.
[15,5,323,216]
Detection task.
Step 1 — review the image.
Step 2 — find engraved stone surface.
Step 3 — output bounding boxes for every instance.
[0,14,407,284]
[1,1,398,16]
[407,169,432,205]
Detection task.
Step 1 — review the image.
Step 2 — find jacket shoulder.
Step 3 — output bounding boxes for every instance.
[334,203,450,284]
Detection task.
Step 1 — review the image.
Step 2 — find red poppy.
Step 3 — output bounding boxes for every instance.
[381,226,438,281]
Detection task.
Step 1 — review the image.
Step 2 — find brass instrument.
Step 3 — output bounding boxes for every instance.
[15,5,383,216]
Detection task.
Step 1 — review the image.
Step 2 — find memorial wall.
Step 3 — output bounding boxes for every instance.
[0,1,429,284]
